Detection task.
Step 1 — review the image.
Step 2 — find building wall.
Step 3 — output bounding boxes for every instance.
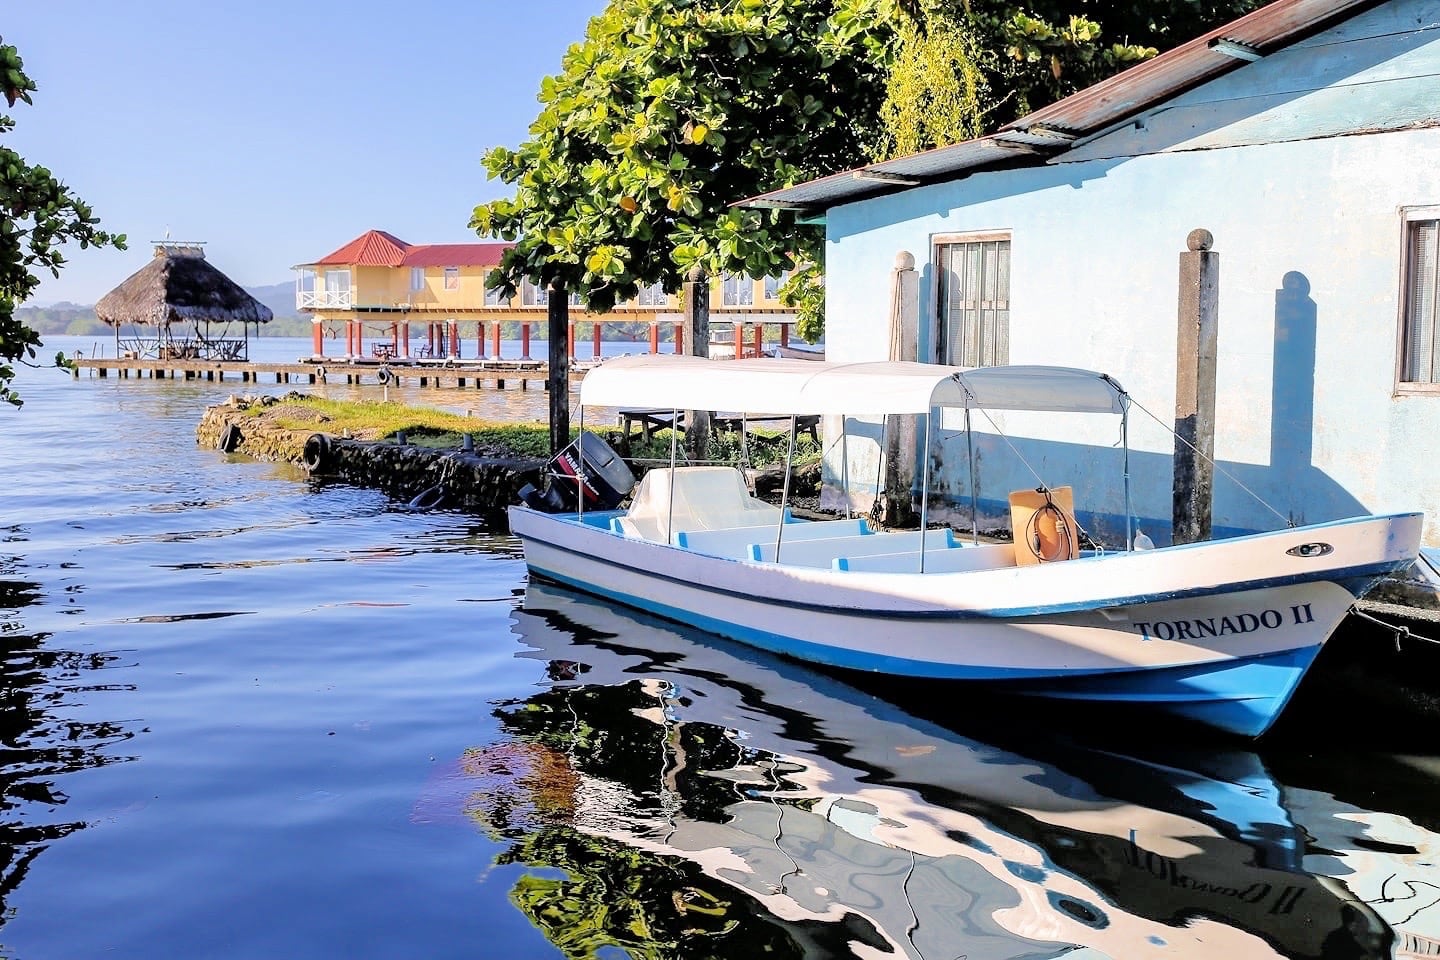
[823,1,1440,545]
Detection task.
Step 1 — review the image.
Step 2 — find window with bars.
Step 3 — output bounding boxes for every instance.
[935,235,1011,367]
[1402,213,1440,385]
[484,284,508,306]
[637,281,667,306]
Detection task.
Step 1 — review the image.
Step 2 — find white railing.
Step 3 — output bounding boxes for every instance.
[297,289,353,309]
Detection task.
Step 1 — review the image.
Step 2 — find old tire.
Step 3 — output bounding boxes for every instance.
[302,433,333,473]
[217,423,243,453]
[406,485,445,511]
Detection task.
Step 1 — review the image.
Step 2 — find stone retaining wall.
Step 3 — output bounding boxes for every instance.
[197,395,543,528]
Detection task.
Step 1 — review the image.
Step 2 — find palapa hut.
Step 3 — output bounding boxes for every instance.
[96,242,272,361]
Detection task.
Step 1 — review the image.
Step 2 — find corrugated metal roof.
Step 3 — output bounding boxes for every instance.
[401,243,512,267]
[311,230,412,266]
[1006,0,1380,136]
[740,0,1387,212]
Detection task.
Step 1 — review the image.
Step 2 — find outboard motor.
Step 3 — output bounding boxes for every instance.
[519,433,636,513]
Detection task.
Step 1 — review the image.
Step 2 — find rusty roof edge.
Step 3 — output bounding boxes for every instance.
[1003,0,1387,136]
[735,135,1066,210]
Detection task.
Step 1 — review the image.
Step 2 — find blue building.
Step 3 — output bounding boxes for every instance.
[748,0,1440,549]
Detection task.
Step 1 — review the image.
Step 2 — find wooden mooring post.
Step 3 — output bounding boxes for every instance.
[1174,229,1219,545]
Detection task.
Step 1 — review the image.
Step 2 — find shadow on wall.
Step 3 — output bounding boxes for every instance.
[833,269,1364,545]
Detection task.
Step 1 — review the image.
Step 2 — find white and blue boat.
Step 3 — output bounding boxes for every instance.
[509,355,1422,738]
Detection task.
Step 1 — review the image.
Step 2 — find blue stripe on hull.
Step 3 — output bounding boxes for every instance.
[528,564,1323,738]
[997,645,1321,738]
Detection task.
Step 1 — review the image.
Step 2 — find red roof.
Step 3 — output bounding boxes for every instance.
[309,230,512,268]
[402,242,512,268]
[313,229,411,266]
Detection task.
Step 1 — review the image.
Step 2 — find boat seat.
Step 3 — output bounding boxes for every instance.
[676,517,870,559]
[615,466,784,543]
[749,528,958,567]
[835,541,1017,573]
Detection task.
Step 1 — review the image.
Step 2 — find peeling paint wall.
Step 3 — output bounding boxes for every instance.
[823,0,1440,546]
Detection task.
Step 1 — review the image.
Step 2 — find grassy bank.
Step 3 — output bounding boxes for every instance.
[241,395,821,467]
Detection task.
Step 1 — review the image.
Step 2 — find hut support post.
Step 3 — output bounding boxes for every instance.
[311,319,324,358]
[492,321,502,359]
[1174,229,1219,546]
[521,323,532,360]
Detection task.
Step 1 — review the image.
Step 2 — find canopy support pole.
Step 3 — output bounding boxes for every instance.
[1123,406,1133,552]
[965,407,978,543]
[774,415,797,564]
[919,409,932,573]
[667,408,679,545]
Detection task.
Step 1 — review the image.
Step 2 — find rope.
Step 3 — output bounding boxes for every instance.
[1023,486,1078,562]
[1123,393,1295,528]
[1350,606,1440,652]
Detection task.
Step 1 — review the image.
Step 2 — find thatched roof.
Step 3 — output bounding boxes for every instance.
[96,246,273,328]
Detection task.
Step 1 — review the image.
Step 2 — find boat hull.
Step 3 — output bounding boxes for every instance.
[509,507,1423,737]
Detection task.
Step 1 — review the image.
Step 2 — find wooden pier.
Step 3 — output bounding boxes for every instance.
[70,357,577,390]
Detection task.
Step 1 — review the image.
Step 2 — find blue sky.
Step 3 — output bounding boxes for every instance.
[7,0,606,305]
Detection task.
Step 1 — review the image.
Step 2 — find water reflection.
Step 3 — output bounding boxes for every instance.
[423,582,1440,959]
[0,558,137,931]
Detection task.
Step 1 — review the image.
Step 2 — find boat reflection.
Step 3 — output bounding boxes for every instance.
[429,581,1440,959]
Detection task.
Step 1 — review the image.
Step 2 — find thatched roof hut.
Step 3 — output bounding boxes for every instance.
[96,243,273,329]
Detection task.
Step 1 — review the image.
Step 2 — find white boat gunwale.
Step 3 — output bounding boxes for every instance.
[520,508,1418,621]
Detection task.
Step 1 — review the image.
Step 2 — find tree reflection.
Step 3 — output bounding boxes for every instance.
[0,569,136,929]
[459,681,887,959]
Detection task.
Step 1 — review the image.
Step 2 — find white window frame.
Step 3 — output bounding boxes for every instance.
[637,282,667,307]
[1397,204,1440,394]
[443,266,460,291]
[484,284,508,307]
[722,273,753,307]
[410,267,425,292]
[521,280,548,306]
[763,272,789,301]
[932,231,1011,368]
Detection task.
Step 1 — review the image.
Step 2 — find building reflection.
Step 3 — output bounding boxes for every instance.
[418,582,1440,960]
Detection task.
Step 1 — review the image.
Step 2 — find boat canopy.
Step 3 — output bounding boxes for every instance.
[580,355,1127,416]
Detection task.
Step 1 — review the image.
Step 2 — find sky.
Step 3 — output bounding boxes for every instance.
[6,0,608,305]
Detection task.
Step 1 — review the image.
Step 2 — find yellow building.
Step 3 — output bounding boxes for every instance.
[294,229,798,361]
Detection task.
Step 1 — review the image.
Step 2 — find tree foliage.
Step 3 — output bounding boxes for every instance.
[876,9,989,160]
[471,0,892,312]
[474,0,1263,338]
[0,37,124,407]
[937,0,1265,125]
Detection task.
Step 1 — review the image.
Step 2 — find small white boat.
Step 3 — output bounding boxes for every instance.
[509,355,1422,737]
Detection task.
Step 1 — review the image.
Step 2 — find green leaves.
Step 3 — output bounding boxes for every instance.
[0,37,125,407]
[470,0,889,314]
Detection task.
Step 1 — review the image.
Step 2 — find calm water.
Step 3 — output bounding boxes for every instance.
[0,336,1436,959]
